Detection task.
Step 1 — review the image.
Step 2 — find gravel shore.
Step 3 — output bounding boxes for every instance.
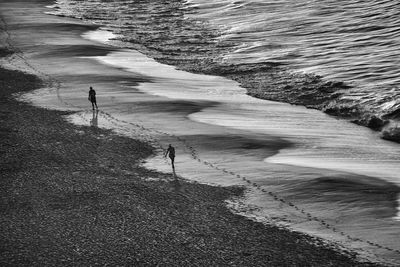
[0,0,390,265]
[0,49,385,266]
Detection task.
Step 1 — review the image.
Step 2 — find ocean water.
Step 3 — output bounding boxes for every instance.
[48,0,400,139]
[36,0,400,264]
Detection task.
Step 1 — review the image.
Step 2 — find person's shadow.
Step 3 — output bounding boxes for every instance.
[171,175,183,193]
[169,164,182,192]
[172,164,176,178]
[90,109,99,127]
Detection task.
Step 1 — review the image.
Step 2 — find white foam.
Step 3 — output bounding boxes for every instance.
[82,29,400,185]
[77,29,400,262]
[82,29,117,44]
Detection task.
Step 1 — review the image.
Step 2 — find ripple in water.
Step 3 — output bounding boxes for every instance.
[41,2,400,263]
[49,0,400,141]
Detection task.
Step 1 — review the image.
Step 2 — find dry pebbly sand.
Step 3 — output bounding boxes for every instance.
[0,49,385,266]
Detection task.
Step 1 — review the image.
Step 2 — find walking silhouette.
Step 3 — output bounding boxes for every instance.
[88,86,98,110]
[164,144,176,177]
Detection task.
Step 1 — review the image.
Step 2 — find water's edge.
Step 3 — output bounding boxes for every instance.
[13,2,400,266]
[47,0,400,143]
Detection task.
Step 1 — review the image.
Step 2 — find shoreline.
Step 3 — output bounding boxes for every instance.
[0,0,394,266]
[0,49,383,267]
[1,59,385,266]
[46,0,400,144]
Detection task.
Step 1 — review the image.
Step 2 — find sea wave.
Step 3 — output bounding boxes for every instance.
[49,0,400,142]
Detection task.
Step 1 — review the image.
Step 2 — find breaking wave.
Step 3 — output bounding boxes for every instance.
[48,0,400,141]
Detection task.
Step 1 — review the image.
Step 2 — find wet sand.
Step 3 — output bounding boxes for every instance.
[0,0,393,266]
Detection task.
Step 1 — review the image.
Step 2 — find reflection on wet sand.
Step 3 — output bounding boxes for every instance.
[90,109,99,127]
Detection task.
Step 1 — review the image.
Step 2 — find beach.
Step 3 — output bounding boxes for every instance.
[0,0,399,266]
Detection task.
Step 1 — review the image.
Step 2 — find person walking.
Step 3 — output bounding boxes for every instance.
[88,86,98,110]
[164,144,176,171]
